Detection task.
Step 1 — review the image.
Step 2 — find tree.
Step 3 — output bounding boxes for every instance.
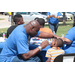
[63,12,66,25]
[11,12,14,25]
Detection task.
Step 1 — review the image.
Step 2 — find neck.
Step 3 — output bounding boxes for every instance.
[52,47,60,49]
[24,25,30,35]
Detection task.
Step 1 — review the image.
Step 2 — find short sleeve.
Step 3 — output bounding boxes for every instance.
[65,28,75,41]
[35,31,41,37]
[16,39,29,54]
[45,49,51,57]
[47,12,50,16]
[57,12,61,16]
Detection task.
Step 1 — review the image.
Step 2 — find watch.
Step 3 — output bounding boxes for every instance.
[38,46,42,51]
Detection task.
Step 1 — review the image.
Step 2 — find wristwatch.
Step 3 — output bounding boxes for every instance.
[38,46,42,51]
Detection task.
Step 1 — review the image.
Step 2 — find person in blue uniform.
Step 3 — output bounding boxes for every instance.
[62,26,75,54]
[47,12,61,33]
[0,20,58,62]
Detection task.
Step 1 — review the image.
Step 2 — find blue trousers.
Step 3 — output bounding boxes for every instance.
[12,55,41,62]
[48,23,58,33]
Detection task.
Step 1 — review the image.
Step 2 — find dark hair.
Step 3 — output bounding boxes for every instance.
[35,18,45,26]
[13,14,22,24]
[73,22,75,27]
[55,38,64,47]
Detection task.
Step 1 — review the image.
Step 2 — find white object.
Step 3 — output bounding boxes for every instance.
[63,56,74,62]
[0,37,5,42]
[38,46,42,51]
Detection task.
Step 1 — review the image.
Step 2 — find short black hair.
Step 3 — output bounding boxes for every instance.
[35,18,45,26]
[55,38,64,47]
[13,14,22,23]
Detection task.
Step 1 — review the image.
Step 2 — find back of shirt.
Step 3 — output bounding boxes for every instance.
[7,25,17,38]
[0,24,29,62]
[47,12,61,24]
[40,28,53,34]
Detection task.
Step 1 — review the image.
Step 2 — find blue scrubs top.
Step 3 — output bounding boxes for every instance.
[64,27,75,54]
[47,12,61,24]
[0,24,41,62]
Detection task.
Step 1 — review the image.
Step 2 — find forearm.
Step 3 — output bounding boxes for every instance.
[46,58,51,62]
[47,15,53,18]
[61,37,72,44]
[38,31,54,38]
[38,31,60,39]
[22,40,49,60]
[22,47,41,60]
[54,16,60,19]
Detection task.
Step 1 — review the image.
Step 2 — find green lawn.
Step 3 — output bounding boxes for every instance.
[45,21,73,37]
[0,21,73,37]
[44,25,72,37]
[56,25,72,37]
[0,18,5,20]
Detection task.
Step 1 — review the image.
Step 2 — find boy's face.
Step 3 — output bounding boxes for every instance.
[17,17,24,25]
[50,39,57,47]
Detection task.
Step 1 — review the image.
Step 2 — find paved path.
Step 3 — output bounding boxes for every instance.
[0,15,11,29]
[0,14,48,29]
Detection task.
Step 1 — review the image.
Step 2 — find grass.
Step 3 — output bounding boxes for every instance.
[0,18,5,20]
[44,25,72,37]
[56,25,72,37]
[0,28,8,37]
[45,21,73,37]
[0,21,73,37]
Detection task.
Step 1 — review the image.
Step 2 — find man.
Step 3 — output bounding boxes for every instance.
[7,14,24,38]
[47,12,61,33]
[0,20,59,62]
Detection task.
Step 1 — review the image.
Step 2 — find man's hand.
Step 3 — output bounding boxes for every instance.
[40,40,49,49]
[47,15,55,18]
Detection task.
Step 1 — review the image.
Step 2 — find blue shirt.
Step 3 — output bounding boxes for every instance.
[47,12,61,24]
[0,24,41,62]
[64,27,75,54]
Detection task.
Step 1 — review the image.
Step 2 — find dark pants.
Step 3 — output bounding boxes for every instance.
[49,23,58,33]
[12,55,41,62]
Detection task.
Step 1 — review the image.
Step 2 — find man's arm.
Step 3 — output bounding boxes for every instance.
[54,16,60,19]
[38,31,60,39]
[47,15,60,19]
[22,40,49,60]
[38,31,72,44]
[61,37,72,44]
[47,15,55,18]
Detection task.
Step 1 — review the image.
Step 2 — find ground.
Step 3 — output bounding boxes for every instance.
[0,14,11,28]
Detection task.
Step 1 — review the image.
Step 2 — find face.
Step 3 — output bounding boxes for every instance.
[18,17,24,25]
[30,24,40,37]
[50,39,57,47]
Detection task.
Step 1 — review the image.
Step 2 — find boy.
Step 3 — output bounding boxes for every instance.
[47,12,61,33]
[35,18,53,34]
[46,38,65,62]
[7,14,24,38]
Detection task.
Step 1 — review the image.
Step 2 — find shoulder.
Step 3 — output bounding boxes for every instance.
[47,48,56,52]
[58,49,65,53]
[7,25,16,30]
[47,12,50,15]
[66,27,75,34]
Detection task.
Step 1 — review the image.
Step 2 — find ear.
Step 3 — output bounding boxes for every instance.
[29,25,34,32]
[54,42,57,47]
[17,21,20,25]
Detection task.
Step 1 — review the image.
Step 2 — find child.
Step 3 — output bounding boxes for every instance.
[35,18,53,34]
[46,38,65,62]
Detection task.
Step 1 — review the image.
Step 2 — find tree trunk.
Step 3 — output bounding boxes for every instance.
[11,12,14,25]
[63,12,66,25]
